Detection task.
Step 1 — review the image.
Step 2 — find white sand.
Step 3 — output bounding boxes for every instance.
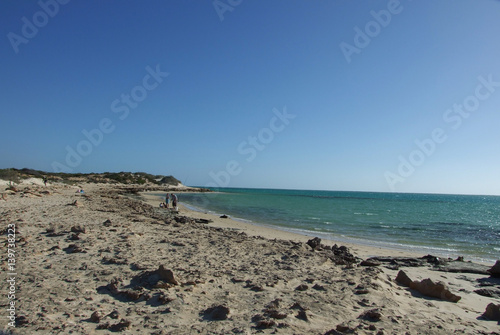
[0,182,498,334]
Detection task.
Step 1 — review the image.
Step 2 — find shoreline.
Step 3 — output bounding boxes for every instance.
[140,191,495,266]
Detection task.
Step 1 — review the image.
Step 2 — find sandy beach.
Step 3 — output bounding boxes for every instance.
[1,181,499,334]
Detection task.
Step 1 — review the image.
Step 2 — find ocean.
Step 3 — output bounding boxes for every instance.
[172,188,500,264]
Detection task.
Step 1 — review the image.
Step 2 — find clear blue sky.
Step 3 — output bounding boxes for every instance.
[1,0,499,195]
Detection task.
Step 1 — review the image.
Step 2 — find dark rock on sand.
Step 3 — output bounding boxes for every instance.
[395,270,413,287]
[312,283,327,291]
[410,279,461,302]
[64,244,85,253]
[296,310,309,321]
[90,311,101,323]
[483,303,500,321]
[474,288,500,299]
[360,259,381,267]
[331,244,358,265]
[435,261,490,275]
[370,255,491,275]
[108,319,131,332]
[252,315,277,329]
[295,284,309,291]
[203,305,230,321]
[488,260,500,278]
[306,237,322,250]
[15,315,30,327]
[359,308,383,322]
[334,324,357,333]
[365,256,428,268]
[71,225,86,233]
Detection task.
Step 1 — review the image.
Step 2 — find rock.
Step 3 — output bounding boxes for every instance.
[335,324,356,333]
[174,216,194,224]
[203,305,230,320]
[435,261,491,275]
[295,310,308,321]
[483,303,500,321]
[266,310,288,320]
[410,279,461,302]
[90,311,101,323]
[195,218,212,224]
[488,260,500,278]
[108,319,131,332]
[324,329,344,335]
[68,233,80,241]
[157,265,179,285]
[306,237,322,250]
[360,259,381,267]
[295,284,309,292]
[474,288,500,299]
[64,244,85,254]
[69,200,82,207]
[312,284,327,291]
[108,310,120,319]
[220,215,229,219]
[103,219,112,227]
[331,244,358,265]
[253,316,276,329]
[15,315,29,327]
[395,270,413,287]
[71,225,86,233]
[359,308,382,321]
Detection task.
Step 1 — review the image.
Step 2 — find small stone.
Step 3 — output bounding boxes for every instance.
[203,305,230,320]
[359,308,382,321]
[90,311,101,323]
[312,284,327,291]
[295,284,309,292]
[109,319,131,332]
[71,225,86,233]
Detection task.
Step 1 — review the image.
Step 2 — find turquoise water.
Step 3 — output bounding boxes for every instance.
[174,188,500,263]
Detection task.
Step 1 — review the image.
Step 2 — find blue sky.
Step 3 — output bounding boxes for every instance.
[1,0,500,195]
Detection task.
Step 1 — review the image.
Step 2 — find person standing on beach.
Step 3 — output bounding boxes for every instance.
[165,193,170,209]
[172,193,178,211]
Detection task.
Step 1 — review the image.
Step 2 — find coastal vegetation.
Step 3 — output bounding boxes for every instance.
[0,168,182,186]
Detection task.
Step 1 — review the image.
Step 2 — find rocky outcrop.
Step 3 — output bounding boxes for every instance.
[395,271,461,302]
[488,260,500,278]
[365,255,491,275]
[410,279,461,303]
[395,270,413,287]
[306,237,322,250]
[483,303,500,321]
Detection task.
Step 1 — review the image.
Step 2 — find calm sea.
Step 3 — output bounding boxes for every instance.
[172,188,500,264]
